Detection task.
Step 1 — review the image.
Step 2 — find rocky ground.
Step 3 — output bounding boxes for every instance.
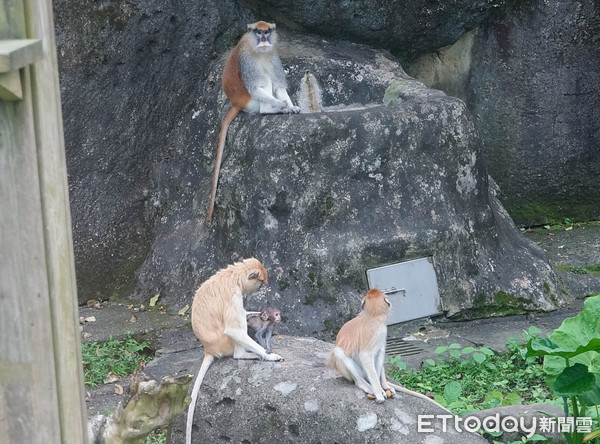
[80,223,599,440]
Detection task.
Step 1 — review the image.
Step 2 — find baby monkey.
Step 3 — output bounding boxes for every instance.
[247,307,281,353]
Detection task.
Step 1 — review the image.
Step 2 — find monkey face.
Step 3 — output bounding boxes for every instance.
[271,310,281,323]
[247,21,276,53]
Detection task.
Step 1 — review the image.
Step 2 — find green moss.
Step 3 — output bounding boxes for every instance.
[473,293,487,308]
[543,282,551,294]
[463,292,528,318]
[323,319,340,336]
[278,280,290,291]
[383,79,414,106]
[555,264,600,275]
[506,200,600,228]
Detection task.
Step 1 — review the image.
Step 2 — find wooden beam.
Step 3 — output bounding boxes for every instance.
[0,0,88,442]
[0,70,23,100]
[0,39,43,72]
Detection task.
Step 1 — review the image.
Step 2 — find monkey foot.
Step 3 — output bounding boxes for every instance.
[366,390,393,400]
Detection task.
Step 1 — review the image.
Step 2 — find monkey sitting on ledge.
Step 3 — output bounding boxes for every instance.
[206,20,301,222]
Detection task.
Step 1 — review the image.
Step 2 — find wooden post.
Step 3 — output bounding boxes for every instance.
[0,0,88,442]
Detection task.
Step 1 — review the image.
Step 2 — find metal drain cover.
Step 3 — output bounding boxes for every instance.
[386,338,422,357]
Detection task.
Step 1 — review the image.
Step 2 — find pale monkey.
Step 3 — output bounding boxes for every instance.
[185,258,283,444]
[206,21,301,222]
[328,289,451,411]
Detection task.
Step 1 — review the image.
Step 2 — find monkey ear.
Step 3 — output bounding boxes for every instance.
[248,270,261,280]
[271,23,276,31]
[361,299,366,310]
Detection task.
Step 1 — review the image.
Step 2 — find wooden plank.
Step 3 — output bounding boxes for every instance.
[23,0,89,441]
[0,0,88,442]
[0,70,23,100]
[0,54,62,444]
[0,39,43,72]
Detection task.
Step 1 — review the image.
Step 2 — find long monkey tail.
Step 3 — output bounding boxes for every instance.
[206,106,241,223]
[185,353,215,444]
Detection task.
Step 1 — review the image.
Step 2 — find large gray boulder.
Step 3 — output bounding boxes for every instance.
[407,0,600,226]
[159,336,487,444]
[131,32,564,336]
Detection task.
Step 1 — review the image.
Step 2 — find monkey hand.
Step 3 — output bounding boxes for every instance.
[263,352,283,362]
[288,105,301,114]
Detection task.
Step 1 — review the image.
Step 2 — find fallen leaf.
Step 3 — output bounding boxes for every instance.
[83,332,92,338]
[178,304,190,316]
[565,226,573,231]
[149,294,160,307]
[104,373,119,384]
[86,299,97,308]
[130,314,137,323]
[84,316,96,323]
[114,384,124,395]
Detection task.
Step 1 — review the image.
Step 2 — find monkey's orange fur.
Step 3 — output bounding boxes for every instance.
[191,258,268,356]
[331,289,390,356]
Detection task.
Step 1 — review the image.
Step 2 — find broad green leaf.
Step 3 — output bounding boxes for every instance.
[479,347,495,356]
[552,363,595,397]
[443,381,462,403]
[449,350,461,359]
[503,392,522,406]
[526,295,600,360]
[528,326,542,336]
[578,374,600,406]
[473,352,486,364]
[461,347,476,354]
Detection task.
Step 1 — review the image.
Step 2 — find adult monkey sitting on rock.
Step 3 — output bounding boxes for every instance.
[206,20,301,222]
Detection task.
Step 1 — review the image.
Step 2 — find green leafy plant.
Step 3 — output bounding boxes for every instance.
[144,429,167,444]
[526,295,600,444]
[388,329,551,415]
[81,335,152,387]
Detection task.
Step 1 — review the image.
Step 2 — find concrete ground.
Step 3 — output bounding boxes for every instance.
[80,223,600,416]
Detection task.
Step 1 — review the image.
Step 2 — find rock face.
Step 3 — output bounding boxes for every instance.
[159,336,487,444]
[238,0,500,62]
[55,1,566,334]
[54,0,253,301]
[407,0,600,226]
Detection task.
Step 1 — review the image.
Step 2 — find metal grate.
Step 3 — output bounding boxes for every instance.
[386,338,422,357]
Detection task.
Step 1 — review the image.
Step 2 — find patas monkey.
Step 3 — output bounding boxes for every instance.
[186,258,283,444]
[247,307,281,353]
[206,21,301,222]
[328,289,451,411]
